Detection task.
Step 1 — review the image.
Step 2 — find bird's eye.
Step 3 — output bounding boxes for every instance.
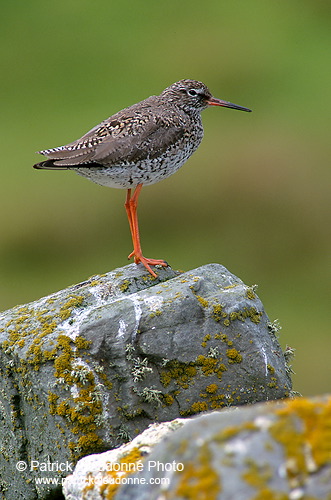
[187,89,198,97]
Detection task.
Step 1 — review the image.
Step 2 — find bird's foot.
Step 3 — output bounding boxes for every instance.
[128,251,168,277]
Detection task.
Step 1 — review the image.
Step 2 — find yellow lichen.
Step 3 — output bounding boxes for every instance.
[175,443,221,499]
[59,295,84,321]
[48,392,59,414]
[242,460,288,500]
[267,378,278,389]
[149,309,162,318]
[160,360,197,389]
[195,294,209,308]
[212,304,227,322]
[213,304,262,327]
[196,355,218,376]
[89,447,145,499]
[226,348,243,364]
[270,397,331,475]
[163,394,174,406]
[119,280,131,292]
[246,288,257,300]
[205,384,218,394]
[195,355,226,380]
[180,401,209,416]
[36,330,105,459]
[242,460,272,489]
[201,334,211,348]
[74,336,91,350]
[217,421,258,441]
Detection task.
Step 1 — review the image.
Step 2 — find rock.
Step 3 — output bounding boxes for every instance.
[62,419,186,499]
[63,396,331,500]
[0,263,292,499]
[113,396,331,500]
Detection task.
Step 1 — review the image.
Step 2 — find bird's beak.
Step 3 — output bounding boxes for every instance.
[207,97,252,112]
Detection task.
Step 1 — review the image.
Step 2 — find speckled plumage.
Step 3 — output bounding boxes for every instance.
[34,79,250,188]
[33,79,251,276]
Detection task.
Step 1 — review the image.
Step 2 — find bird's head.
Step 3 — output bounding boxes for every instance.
[161,79,252,114]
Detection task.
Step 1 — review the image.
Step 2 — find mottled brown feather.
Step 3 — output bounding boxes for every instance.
[35,99,187,169]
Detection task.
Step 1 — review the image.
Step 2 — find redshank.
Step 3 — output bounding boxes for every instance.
[34,79,251,277]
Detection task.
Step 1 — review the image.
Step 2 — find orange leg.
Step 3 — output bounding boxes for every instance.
[124,184,168,277]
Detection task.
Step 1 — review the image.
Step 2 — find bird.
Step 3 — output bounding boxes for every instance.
[33,79,251,277]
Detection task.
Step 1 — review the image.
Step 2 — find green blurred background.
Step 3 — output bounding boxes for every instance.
[1,1,330,396]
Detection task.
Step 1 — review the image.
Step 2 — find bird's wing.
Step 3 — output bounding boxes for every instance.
[37,105,187,167]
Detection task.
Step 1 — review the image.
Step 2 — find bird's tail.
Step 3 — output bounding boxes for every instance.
[33,160,69,170]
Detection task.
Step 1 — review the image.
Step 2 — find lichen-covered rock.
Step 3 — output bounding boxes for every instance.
[0,263,291,499]
[62,419,186,500]
[113,396,331,500]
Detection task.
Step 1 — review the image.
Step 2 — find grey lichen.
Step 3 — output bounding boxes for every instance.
[207,346,220,358]
[138,387,163,406]
[267,319,282,337]
[132,358,153,382]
